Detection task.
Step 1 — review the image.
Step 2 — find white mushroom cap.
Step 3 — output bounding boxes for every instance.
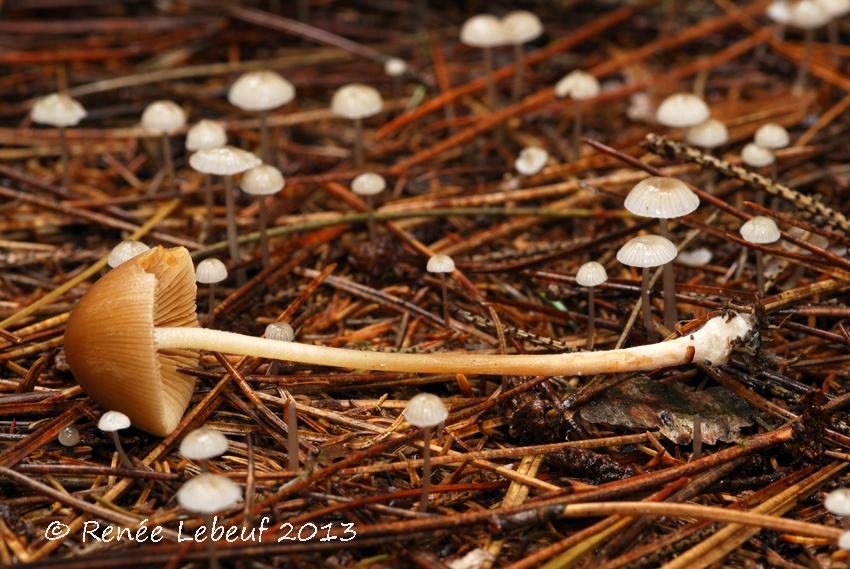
[554,70,601,100]
[195,258,228,284]
[754,123,790,150]
[331,84,384,120]
[228,70,295,112]
[140,100,186,135]
[790,0,830,28]
[189,145,261,176]
[98,410,131,432]
[241,164,285,196]
[179,428,229,460]
[677,247,713,267]
[841,530,850,551]
[740,216,781,244]
[767,0,792,23]
[185,120,227,152]
[624,176,700,219]
[741,143,775,168]
[31,93,86,128]
[826,488,850,516]
[351,172,386,196]
[816,0,850,17]
[502,11,543,44]
[427,253,455,274]
[617,235,678,268]
[656,93,710,128]
[460,14,506,48]
[403,393,448,428]
[266,322,295,341]
[107,240,150,268]
[576,261,608,287]
[515,146,548,176]
[384,58,408,77]
[685,118,729,149]
[177,473,242,514]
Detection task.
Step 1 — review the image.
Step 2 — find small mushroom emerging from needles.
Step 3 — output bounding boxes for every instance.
[741,143,775,206]
[58,426,80,447]
[554,70,601,161]
[177,473,241,569]
[825,488,850,517]
[30,93,86,188]
[426,253,456,325]
[685,118,728,192]
[624,177,699,329]
[107,240,150,269]
[97,410,133,469]
[617,235,679,334]
[514,146,549,179]
[576,261,608,350]
[228,71,295,165]
[240,164,285,268]
[655,92,710,129]
[789,0,830,95]
[185,120,227,239]
[195,258,227,326]
[179,427,228,474]
[384,58,408,102]
[502,10,543,100]
[351,172,386,245]
[460,14,506,109]
[265,322,294,377]
[739,216,781,295]
[65,247,754,436]
[189,146,261,284]
[754,123,790,186]
[140,100,186,185]
[817,0,850,62]
[331,84,384,169]
[403,393,448,512]
[677,247,713,268]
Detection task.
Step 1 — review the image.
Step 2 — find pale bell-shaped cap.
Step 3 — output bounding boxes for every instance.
[656,93,710,128]
[624,176,700,219]
[189,145,261,176]
[741,143,775,167]
[554,70,601,100]
[502,11,543,45]
[427,253,455,274]
[617,235,678,268]
[98,410,131,432]
[677,247,713,267]
[177,473,241,514]
[384,58,408,77]
[685,118,729,149]
[515,146,548,176]
[576,261,608,287]
[790,0,830,28]
[195,258,227,284]
[351,172,386,196]
[816,0,850,17]
[228,71,295,112]
[140,100,186,135]
[108,240,150,268]
[180,428,229,460]
[31,93,86,128]
[460,14,505,48]
[403,393,448,428]
[627,92,655,123]
[266,322,295,341]
[241,164,285,196]
[767,0,792,23]
[840,530,850,550]
[740,216,781,244]
[825,488,850,516]
[185,120,227,152]
[754,123,790,149]
[331,84,383,120]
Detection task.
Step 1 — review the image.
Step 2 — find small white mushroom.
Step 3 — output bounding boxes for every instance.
[685,118,729,150]
[617,235,678,333]
[180,427,229,472]
[228,71,295,164]
[241,164,285,268]
[554,70,601,160]
[427,253,456,325]
[107,240,150,269]
[196,258,227,325]
[385,58,408,77]
[514,146,548,177]
[677,247,713,267]
[768,0,792,24]
[404,393,448,512]
[741,143,775,168]
[576,261,608,349]
[141,100,186,184]
[331,84,383,168]
[31,93,86,188]
[656,93,710,129]
[460,14,506,109]
[754,123,790,149]
[740,216,781,294]
[790,0,830,93]
[502,11,543,99]
[177,473,242,514]
[266,322,295,342]
[185,120,227,239]
[825,488,850,517]
[351,172,386,244]
[98,410,133,468]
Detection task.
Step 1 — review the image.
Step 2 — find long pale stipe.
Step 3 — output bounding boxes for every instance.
[154,314,753,376]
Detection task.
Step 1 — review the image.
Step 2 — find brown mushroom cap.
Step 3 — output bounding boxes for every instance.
[64,247,199,436]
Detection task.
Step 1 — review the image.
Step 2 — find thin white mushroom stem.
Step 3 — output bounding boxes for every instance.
[512,44,525,101]
[658,219,679,329]
[419,426,433,512]
[586,287,596,350]
[755,249,766,295]
[365,194,377,244]
[202,174,215,241]
[439,274,451,325]
[483,47,497,109]
[58,126,70,188]
[206,283,217,326]
[794,28,814,95]
[641,267,653,333]
[353,117,364,169]
[110,432,133,469]
[286,398,298,472]
[572,101,583,162]
[153,313,753,376]
[222,175,245,285]
[256,196,271,268]
[259,110,272,165]
[161,134,175,184]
